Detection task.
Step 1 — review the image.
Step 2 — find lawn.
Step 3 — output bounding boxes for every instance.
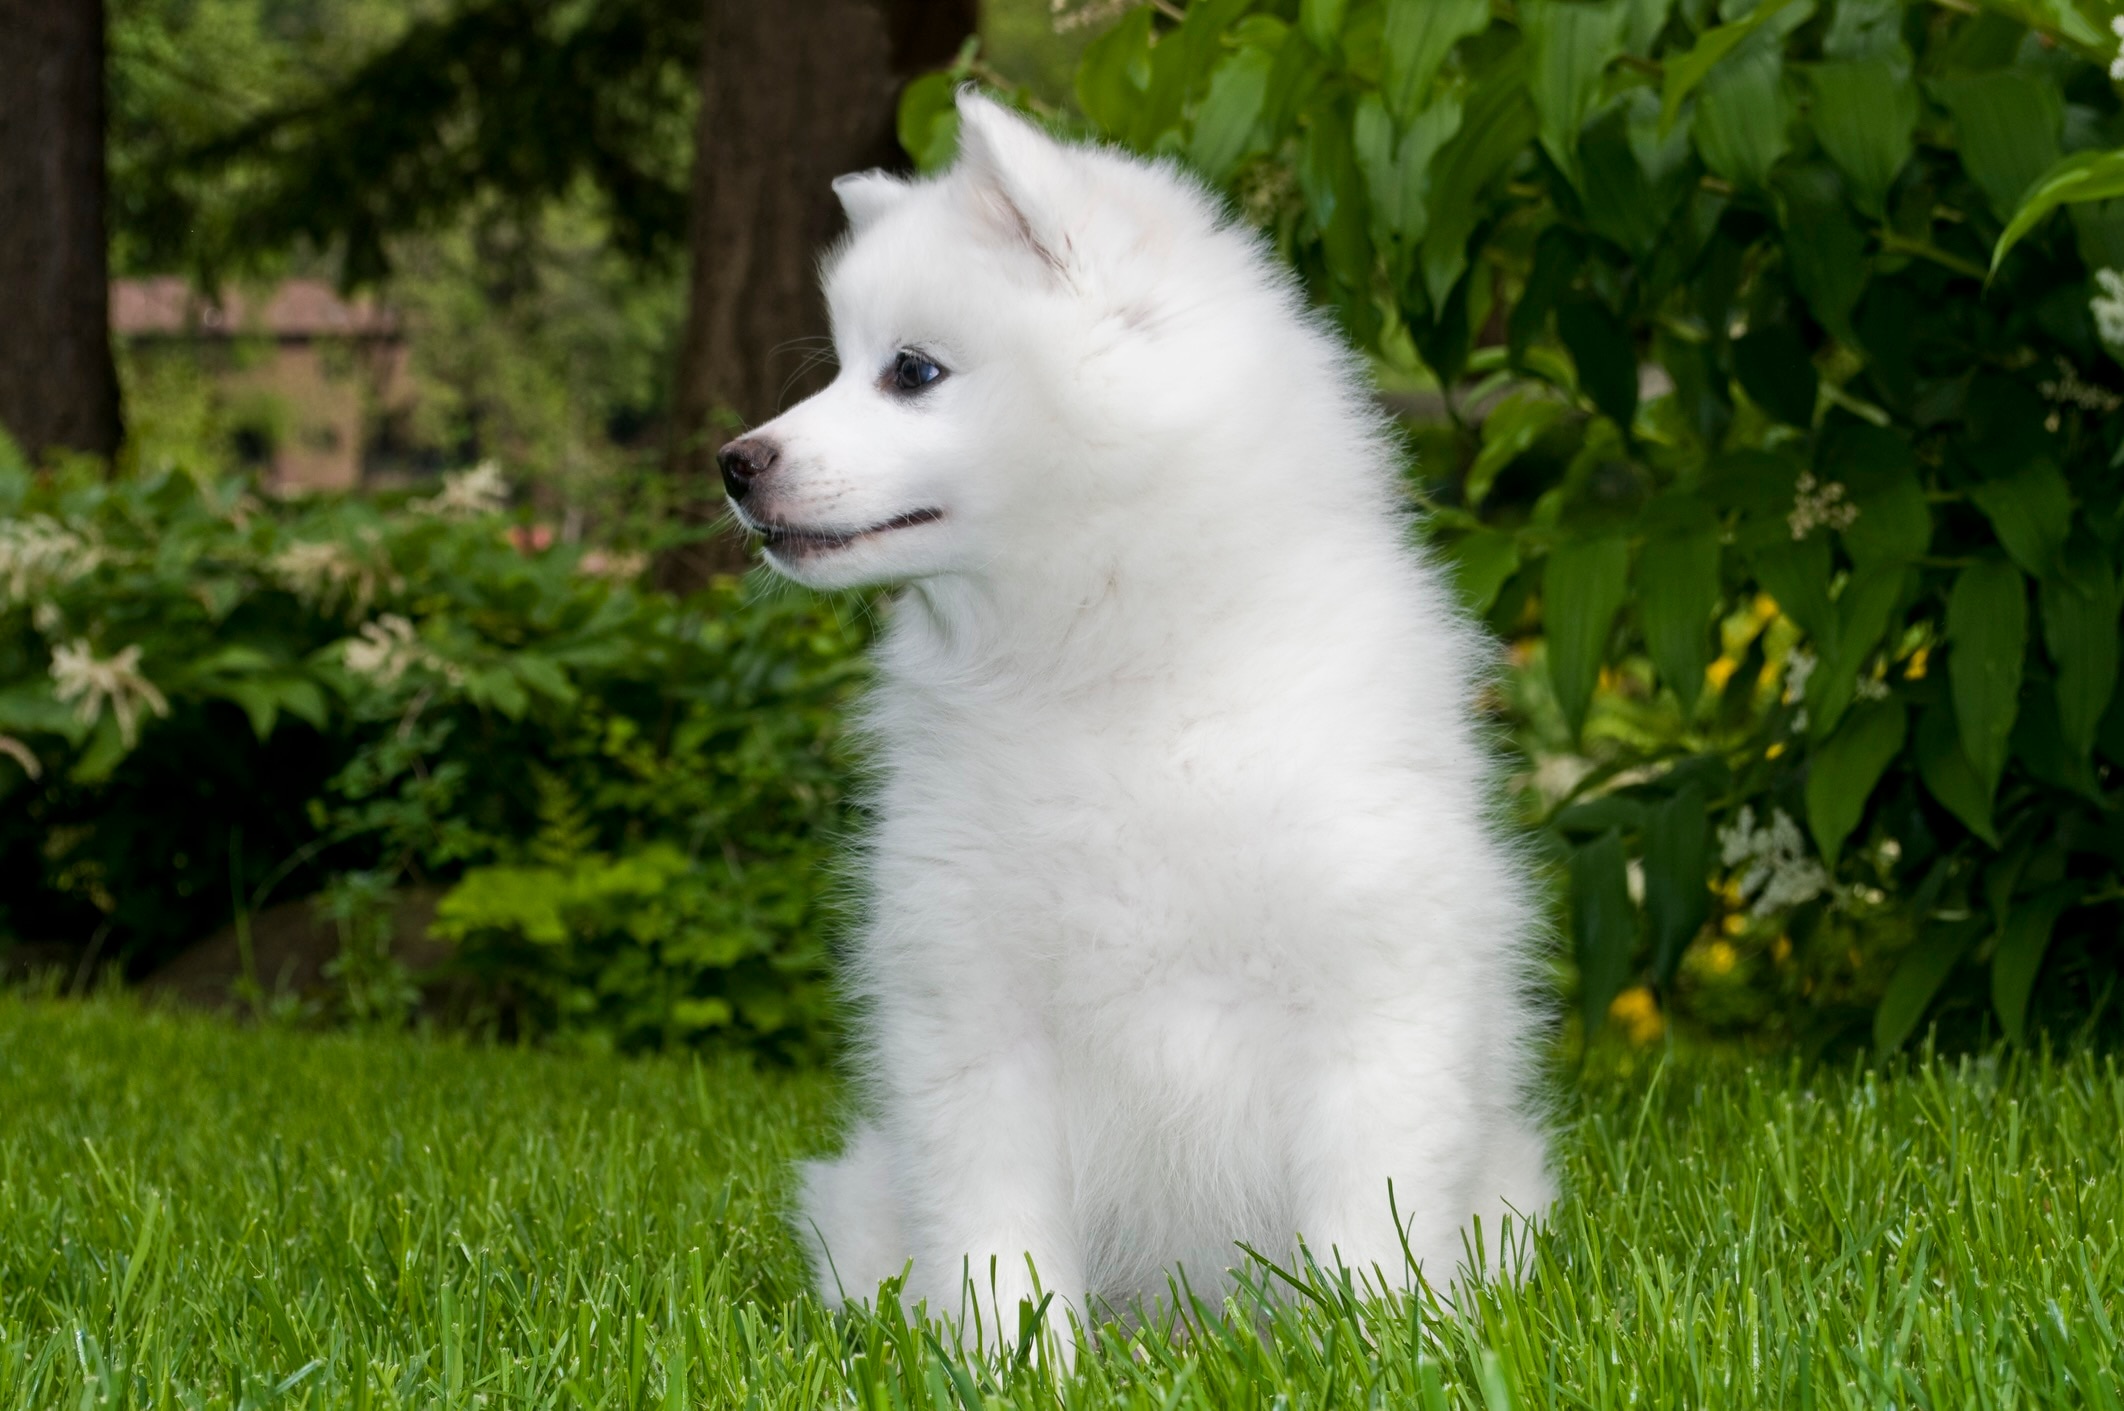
[2,998,2120,1409]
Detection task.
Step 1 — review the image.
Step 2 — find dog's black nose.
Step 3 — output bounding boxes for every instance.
[717,438,777,502]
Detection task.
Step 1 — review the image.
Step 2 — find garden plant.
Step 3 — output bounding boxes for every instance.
[900,0,2124,1052]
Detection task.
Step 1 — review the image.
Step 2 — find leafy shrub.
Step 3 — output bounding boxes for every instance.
[0,442,864,1057]
[910,0,2124,1051]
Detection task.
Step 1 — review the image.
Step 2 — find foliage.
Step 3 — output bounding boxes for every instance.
[113,0,700,288]
[909,0,2124,1052]
[5,995,2123,1405]
[0,442,866,1056]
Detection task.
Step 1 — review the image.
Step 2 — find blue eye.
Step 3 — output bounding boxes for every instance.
[890,350,945,393]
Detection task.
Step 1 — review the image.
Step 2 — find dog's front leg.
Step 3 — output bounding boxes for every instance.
[884,1018,1082,1350]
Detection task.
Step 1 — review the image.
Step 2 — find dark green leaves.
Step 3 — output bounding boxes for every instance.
[1808,59,1918,219]
[1971,462,2072,579]
[1992,148,2124,273]
[1805,699,1906,868]
[1644,782,1711,988]
[2041,543,2122,761]
[1948,559,2028,796]
[1733,325,1818,426]
[1557,301,1639,427]
[1380,0,1490,121]
[1639,528,1720,711]
[1545,538,1631,737]
[1875,917,1984,1051]
[1572,829,1636,1037]
[1930,70,2062,223]
[1992,885,2077,1043]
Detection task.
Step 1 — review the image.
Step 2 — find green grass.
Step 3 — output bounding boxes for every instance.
[2,998,2121,1409]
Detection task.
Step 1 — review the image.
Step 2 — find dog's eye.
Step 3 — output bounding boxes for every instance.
[888,349,945,394]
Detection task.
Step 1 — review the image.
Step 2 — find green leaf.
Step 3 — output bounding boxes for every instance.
[1807,59,1917,219]
[1466,390,1566,507]
[1970,461,2072,580]
[1732,324,1818,426]
[1991,148,2124,274]
[1992,885,2077,1044]
[1805,698,1906,868]
[1571,829,1637,1038]
[1752,535,1836,654]
[1806,562,1905,740]
[1353,92,1464,242]
[1442,529,1521,616]
[1420,56,1537,307]
[2041,541,2122,761]
[1639,527,1720,711]
[1643,781,1710,988]
[1947,558,2028,793]
[1777,165,1869,344]
[1298,97,1371,290]
[1577,89,1696,256]
[1076,6,1155,137]
[1830,431,1929,567]
[1557,300,1638,427]
[1381,0,1490,121]
[1300,0,1348,53]
[1915,702,1998,845]
[1929,71,2063,225]
[1188,48,1275,184]
[1523,0,1630,182]
[1692,30,1789,189]
[1659,0,1803,135]
[895,73,960,174]
[1544,537,1631,738]
[1875,917,1984,1052]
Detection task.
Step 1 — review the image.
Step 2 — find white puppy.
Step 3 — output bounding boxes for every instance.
[728,93,1553,1331]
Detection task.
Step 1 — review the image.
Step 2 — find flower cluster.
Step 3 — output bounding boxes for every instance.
[342,615,461,686]
[2112,15,2124,81]
[0,515,104,604]
[1787,472,1858,542]
[410,461,510,518]
[2088,271,2124,353]
[268,538,396,616]
[1717,806,1831,918]
[1051,0,1142,34]
[49,640,171,747]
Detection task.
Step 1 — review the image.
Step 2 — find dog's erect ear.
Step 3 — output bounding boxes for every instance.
[952,91,1073,276]
[834,170,912,232]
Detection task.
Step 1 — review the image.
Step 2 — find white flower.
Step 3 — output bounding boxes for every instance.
[342,614,460,686]
[49,640,171,747]
[1717,805,1831,917]
[0,515,103,603]
[1782,648,1816,706]
[0,734,40,780]
[411,460,509,517]
[2092,270,2124,348]
[2112,15,2124,80]
[269,539,393,614]
[1788,472,1858,541]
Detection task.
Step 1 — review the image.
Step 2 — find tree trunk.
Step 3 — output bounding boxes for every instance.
[0,0,121,462]
[658,0,976,592]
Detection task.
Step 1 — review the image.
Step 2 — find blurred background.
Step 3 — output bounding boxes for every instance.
[3,0,2121,1063]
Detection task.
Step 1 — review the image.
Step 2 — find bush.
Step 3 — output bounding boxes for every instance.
[909,0,2124,1051]
[0,444,865,1057]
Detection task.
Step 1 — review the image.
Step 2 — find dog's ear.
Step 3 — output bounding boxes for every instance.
[952,91,1072,277]
[833,170,911,232]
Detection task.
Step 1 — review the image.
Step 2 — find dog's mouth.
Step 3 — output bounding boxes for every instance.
[753,507,946,558]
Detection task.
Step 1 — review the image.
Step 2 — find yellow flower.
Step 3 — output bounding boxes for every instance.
[1607,985,1666,1045]
[1904,646,1929,680]
[1705,657,1739,692]
[1766,741,1785,759]
[1752,593,1780,623]
[1771,935,1792,965]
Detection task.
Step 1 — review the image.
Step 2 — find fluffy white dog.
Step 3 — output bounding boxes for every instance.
[723,93,1552,1330]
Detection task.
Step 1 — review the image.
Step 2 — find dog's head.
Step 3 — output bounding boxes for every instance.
[723,93,1252,591]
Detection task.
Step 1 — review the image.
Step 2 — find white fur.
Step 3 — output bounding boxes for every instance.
[749,95,1554,1332]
